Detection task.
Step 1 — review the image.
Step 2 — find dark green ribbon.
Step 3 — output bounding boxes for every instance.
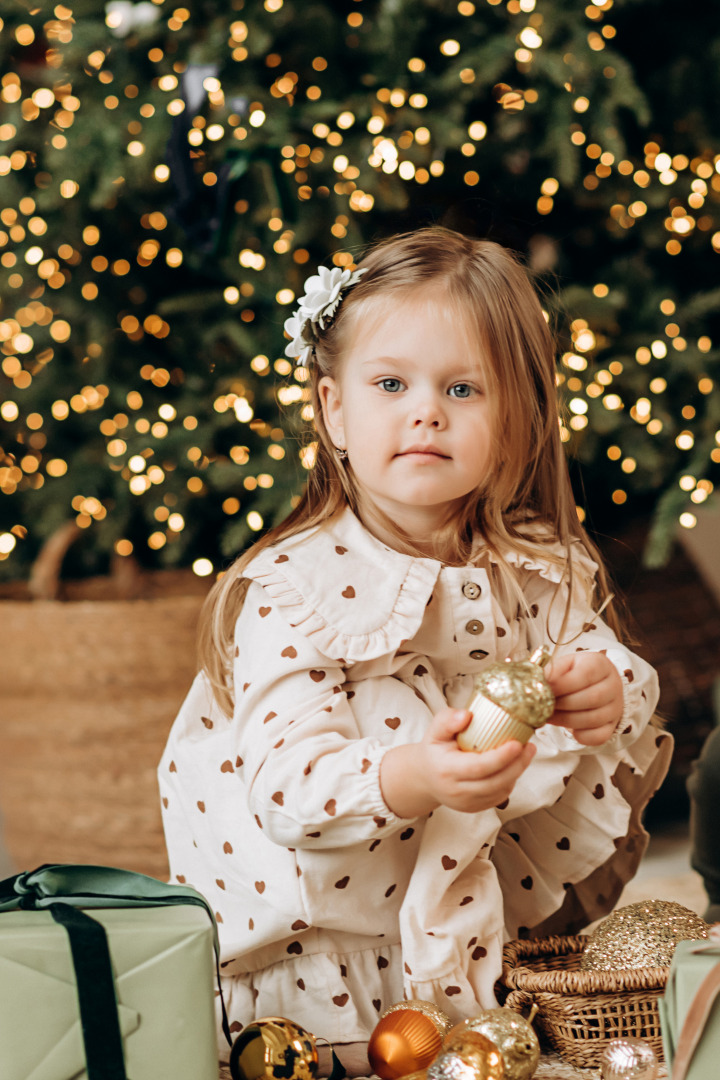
[49,902,128,1080]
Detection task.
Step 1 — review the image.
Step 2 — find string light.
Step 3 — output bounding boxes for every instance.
[0,3,716,577]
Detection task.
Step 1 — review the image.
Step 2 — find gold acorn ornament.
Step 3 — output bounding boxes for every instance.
[444,1007,540,1080]
[368,1003,450,1080]
[229,1016,318,1080]
[457,647,555,753]
[427,1030,505,1080]
[580,899,709,972]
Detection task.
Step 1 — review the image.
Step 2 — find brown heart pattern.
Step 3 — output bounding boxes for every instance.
[556,836,570,850]
[197,801,206,813]
[521,876,534,889]
[272,791,284,806]
[342,586,355,598]
[259,606,271,617]
[216,879,225,890]
[442,855,458,870]
[333,994,349,1007]
[220,760,234,773]
[201,716,213,729]
[335,545,347,555]
[223,842,233,854]
[445,986,461,997]
[254,881,265,893]
[309,669,326,682]
[324,799,337,816]
[281,646,297,659]
[292,919,308,931]
[287,941,303,954]
[384,717,401,730]
[161,797,168,808]
[275,554,289,563]
[335,876,350,889]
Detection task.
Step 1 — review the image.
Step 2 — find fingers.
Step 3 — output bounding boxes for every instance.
[428,707,474,742]
[447,742,536,811]
[546,653,613,698]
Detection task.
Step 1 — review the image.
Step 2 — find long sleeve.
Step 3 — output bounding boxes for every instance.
[234,583,417,849]
[513,542,659,757]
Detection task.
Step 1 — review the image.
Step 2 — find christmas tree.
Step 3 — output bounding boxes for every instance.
[1,0,718,584]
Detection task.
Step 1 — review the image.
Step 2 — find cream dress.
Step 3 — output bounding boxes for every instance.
[158,508,672,1051]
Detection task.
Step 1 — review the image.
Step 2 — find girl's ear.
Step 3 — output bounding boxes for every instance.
[318,376,345,449]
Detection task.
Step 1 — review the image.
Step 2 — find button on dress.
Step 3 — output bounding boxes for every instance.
[159,508,672,1051]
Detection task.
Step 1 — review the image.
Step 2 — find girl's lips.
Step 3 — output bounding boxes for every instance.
[398,445,450,458]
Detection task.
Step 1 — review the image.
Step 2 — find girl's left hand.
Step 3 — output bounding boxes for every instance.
[545,653,624,746]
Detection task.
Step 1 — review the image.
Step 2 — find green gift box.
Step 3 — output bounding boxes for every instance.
[659,935,720,1080]
[0,866,226,1080]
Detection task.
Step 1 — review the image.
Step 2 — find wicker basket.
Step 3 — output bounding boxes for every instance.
[500,934,669,1069]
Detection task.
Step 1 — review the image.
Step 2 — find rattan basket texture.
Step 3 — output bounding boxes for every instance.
[500,934,668,1069]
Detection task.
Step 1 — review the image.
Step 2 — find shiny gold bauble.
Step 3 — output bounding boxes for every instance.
[581,899,709,971]
[457,647,554,752]
[229,1016,318,1080]
[369,1009,445,1080]
[382,1000,454,1038]
[427,1031,505,1080]
[445,1010,539,1080]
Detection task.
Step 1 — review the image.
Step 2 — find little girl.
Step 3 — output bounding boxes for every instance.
[159,227,672,1063]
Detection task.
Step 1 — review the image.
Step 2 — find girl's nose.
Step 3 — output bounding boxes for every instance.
[411,395,446,428]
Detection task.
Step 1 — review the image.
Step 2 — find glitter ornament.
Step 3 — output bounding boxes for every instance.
[382,999,454,1038]
[368,1008,445,1079]
[427,1030,505,1080]
[457,646,555,752]
[444,1008,539,1080]
[581,900,709,971]
[599,1038,659,1080]
[229,1016,318,1080]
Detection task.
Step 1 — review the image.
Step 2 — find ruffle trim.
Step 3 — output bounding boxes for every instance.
[245,557,440,662]
[495,536,599,585]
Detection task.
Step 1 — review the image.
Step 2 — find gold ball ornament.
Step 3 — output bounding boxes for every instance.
[457,647,554,753]
[368,1008,445,1080]
[599,1038,659,1080]
[444,1009,540,1080]
[382,1000,454,1038]
[427,1031,504,1080]
[581,899,709,971]
[229,1016,318,1080]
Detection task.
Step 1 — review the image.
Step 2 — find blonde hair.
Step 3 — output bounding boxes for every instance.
[199,226,623,715]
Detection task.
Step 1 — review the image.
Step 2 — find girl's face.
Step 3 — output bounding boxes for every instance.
[319,291,495,540]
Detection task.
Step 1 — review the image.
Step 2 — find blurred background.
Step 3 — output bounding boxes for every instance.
[0,0,719,891]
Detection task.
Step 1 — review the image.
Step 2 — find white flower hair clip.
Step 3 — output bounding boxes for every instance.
[283,264,367,366]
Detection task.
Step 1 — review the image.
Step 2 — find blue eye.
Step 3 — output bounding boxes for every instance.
[379,378,404,393]
[449,383,474,399]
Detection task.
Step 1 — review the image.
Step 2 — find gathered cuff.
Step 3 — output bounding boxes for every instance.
[245,556,439,663]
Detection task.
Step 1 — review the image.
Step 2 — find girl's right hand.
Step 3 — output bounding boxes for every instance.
[380,708,536,818]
